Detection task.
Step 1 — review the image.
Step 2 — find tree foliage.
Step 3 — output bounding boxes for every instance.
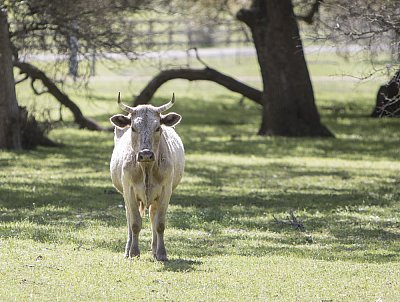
[305,0,400,62]
[6,0,152,61]
[0,0,159,141]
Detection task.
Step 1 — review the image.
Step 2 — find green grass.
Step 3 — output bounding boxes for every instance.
[1,51,400,301]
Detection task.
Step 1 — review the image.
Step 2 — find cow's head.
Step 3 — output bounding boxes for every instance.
[110,93,181,163]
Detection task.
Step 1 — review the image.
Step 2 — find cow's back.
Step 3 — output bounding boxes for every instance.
[110,127,131,193]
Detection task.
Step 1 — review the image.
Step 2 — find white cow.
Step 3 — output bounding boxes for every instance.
[109,93,184,261]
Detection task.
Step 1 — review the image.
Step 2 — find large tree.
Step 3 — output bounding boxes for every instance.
[237,0,332,136]
[134,0,333,137]
[0,9,21,149]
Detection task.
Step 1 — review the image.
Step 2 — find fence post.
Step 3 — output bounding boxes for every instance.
[127,20,133,49]
[225,22,231,46]
[147,20,154,48]
[68,19,79,80]
[168,20,173,46]
[187,24,193,48]
[90,46,96,77]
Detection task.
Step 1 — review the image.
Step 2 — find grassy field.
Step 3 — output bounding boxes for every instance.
[1,51,400,301]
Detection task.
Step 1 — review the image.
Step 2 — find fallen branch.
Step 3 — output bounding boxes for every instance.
[273,210,305,232]
[273,210,314,243]
[14,61,107,131]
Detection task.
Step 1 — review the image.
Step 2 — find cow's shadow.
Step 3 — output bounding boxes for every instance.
[161,258,202,272]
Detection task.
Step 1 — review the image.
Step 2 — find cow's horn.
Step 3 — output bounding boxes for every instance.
[117,92,135,113]
[156,93,175,113]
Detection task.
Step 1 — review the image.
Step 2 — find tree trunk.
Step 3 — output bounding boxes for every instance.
[237,0,333,137]
[0,9,21,149]
[371,70,400,117]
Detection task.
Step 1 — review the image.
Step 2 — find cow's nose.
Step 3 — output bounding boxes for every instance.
[137,149,155,162]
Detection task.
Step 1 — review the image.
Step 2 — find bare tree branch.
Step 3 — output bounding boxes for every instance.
[133,67,262,106]
[188,47,210,68]
[14,61,109,131]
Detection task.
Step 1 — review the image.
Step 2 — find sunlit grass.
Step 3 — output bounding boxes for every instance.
[1,51,400,301]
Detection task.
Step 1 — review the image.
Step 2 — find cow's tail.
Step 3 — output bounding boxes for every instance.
[139,201,145,217]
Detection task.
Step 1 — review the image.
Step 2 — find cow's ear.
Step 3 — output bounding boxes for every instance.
[110,114,130,129]
[161,112,182,127]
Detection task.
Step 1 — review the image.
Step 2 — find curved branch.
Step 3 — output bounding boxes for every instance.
[15,74,29,85]
[236,8,257,28]
[14,61,107,131]
[133,67,262,106]
[296,0,323,25]
[30,78,49,95]
[188,47,210,68]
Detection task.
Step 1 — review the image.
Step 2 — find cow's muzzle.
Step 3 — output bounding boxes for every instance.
[137,149,155,162]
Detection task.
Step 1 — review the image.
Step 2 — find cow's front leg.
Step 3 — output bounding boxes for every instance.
[124,187,142,258]
[124,206,133,258]
[151,189,171,261]
[149,204,158,258]
[150,204,168,261]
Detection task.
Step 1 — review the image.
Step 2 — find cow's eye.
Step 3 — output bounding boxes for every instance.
[155,126,161,132]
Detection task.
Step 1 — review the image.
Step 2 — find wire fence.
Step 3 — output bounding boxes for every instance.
[122,19,252,49]
[15,18,253,76]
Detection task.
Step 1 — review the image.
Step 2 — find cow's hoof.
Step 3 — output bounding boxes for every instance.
[155,254,168,262]
[129,253,140,259]
[129,246,140,258]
